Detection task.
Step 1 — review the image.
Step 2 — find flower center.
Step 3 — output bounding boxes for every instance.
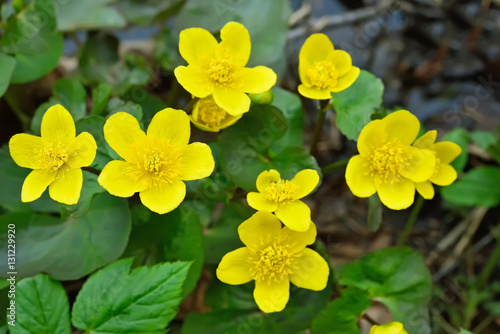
[265,180,297,203]
[198,98,227,128]
[208,58,234,84]
[307,61,339,89]
[369,142,410,183]
[38,144,68,171]
[251,242,295,282]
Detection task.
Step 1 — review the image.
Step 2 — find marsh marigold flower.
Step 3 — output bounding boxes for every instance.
[298,33,360,100]
[247,169,320,232]
[412,130,462,199]
[174,21,277,116]
[190,96,242,132]
[345,110,436,210]
[9,104,97,205]
[98,108,214,214]
[216,211,329,313]
[370,322,408,334]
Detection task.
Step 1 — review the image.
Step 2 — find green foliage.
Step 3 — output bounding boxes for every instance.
[9,274,70,334]
[367,194,382,232]
[442,128,469,173]
[54,0,126,31]
[0,53,15,97]
[118,0,185,26]
[71,258,191,333]
[271,87,305,153]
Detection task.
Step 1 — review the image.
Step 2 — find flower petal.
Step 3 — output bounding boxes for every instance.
[254,279,289,313]
[326,49,353,76]
[298,84,332,100]
[238,211,281,251]
[41,104,76,144]
[371,322,408,334]
[256,169,281,192]
[398,147,436,183]
[104,112,146,161]
[279,221,317,253]
[66,132,97,169]
[139,180,186,214]
[247,192,278,212]
[21,169,57,203]
[375,176,415,210]
[9,133,48,169]
[98,160,149,197]
[383,110,420,145]
[147,108,190,146]
[434,141,462,164]
[48,166,82,205]
[415,181,434,200]
[219,21,251,67]
[413,130,437,150]
[179,27,217,66]
[290,248,329,290]
[430,163,458,186]
[289,169,320,199]
[345,155,376,198]
[357,119,388,157]
[174,65,214,98]
[275,200,311,232]
[212,85,251,116]
[330,66,360,93]
[232,66,277,94]
[299,33,334,85]
[216,247,253,285]
[178,142,215,180]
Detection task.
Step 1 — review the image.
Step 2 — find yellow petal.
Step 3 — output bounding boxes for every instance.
[289,169,320,199]
[357,119,388,157]
[212,85,251,116]
[98,160,149,197]
[178,142,215,180]
[298,84,332,100]
[232,66,277,94]
[375,176,415,210]
[41,104,76,144]
[434,141,462,164]
[290,248,329,290]
[275,200,311,232]
[216,247,253,285]
[413,130,437,150]
[147,108,190,146]
[256,169,281,192]
[383,110,420,145]
[330,66,360,93]
[299,33,334,85]
[178,27,217,66]
[371,322,408,334]
[247,192,279,212]
[48,166,82,205]
[21,168,57,203]
[66,132,97,169]
[219,21,251,67]
[415,181,434,200]
[238,211,281,251]
[398,147,436,183]
[345,155,376,197]
[254,279,289,313]
[174,65,214,98]
[326,49,352,76]
[430,163,458,186]
[9,133,48,169]
[279,221,317,253]
[104,112,146,161]
[139,180,186,214]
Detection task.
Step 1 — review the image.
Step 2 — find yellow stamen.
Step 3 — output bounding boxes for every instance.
[250,241,297,282]
[265,180,297,203]
[307,61,339,89]
[208,58,234,84]
[369,142,411,183]
[38,143,68,171]
[198,99,227,128]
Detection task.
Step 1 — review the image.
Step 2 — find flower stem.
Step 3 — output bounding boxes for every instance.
[321,158,349,175]
[309,99,331,156]
[398,194,424,246]
[477,234,500,289]
[82,167,101,176]
[184,97,199,114]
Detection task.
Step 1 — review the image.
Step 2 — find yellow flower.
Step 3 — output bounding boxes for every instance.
[174,21,277,116]
[190,96,242,132]
[412,130,462,199]
[216,211,329,313]
[247,169,320,232]
[98,108,215,214]
[345,110,436,210]
[370,322,408,334]
[298,33,360,100]
[9,104,97,205]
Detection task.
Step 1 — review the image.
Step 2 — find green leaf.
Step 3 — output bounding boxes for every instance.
[154,28,182,72]
[441,166,500,207]
[107,97,143,121]
[59,172,105,218]
[339,247,432,334]
[367,194,382,232]
[91,83,113,116]
[78,31,119,86]
[332,70,384,141]
[9,274,70,334]
[470,130,496,151]
[71,258,191,333]
[0,193,131,280]
[0,53,15,97]
[270,146,322,181]
[118,0,185,26]
[442,128,469,173]
[458,329,473,334]
[54,0,126,31]
[311,287,371,334]
[52,78,87,119]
